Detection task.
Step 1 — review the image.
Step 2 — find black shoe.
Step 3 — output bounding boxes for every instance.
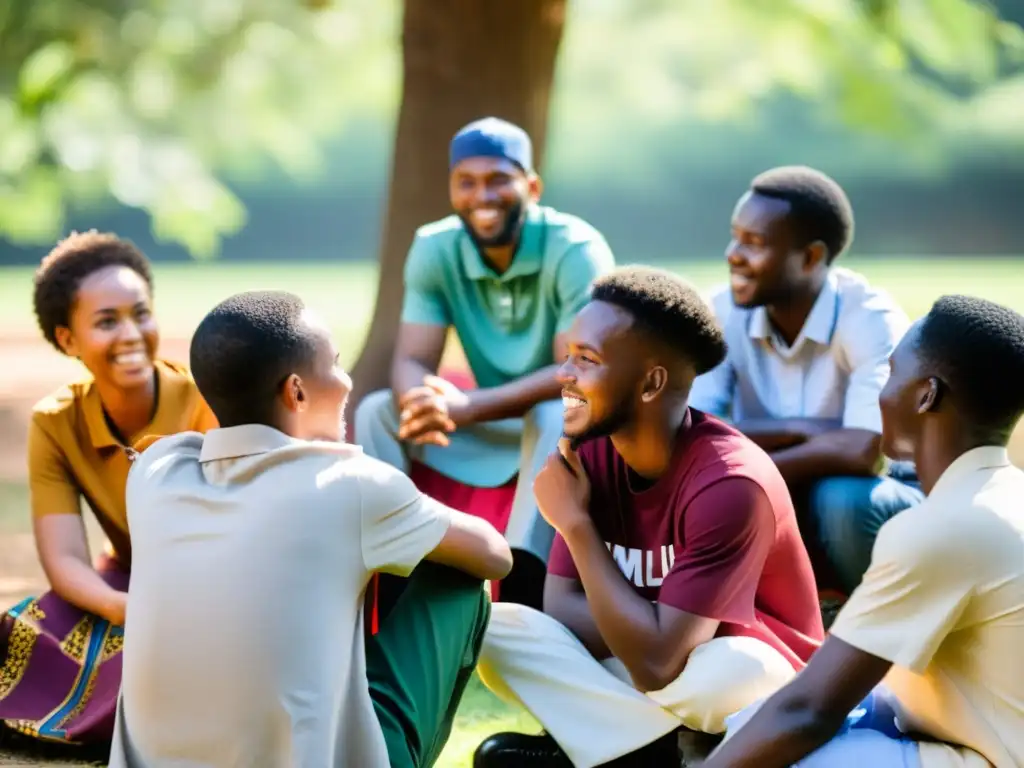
[473,732,574,767]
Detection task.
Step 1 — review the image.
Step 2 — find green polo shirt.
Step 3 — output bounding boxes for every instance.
[401,204,616,388]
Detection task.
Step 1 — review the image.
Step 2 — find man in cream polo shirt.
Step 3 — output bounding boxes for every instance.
[701,295,1024,768]
[109,291,513,768]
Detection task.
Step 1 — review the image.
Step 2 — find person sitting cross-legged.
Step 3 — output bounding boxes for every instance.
[473,267,824,768]
[702,295,1024,768]
[108,291,513,768]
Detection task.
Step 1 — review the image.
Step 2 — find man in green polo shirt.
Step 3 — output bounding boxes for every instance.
[355,117,615,607]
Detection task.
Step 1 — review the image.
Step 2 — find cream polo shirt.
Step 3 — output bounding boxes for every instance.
[831,446,1024,768]
[109,425,454,768]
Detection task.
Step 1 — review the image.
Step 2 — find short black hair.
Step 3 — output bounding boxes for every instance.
[190,290,318,427]
[750,165,854,263]
[590,266,726,375]
[917,294,1024,439]
[33,231,154,353]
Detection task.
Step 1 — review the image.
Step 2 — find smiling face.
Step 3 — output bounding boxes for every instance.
[726,191,814,309]
[55,265,159,390]
[558,300,652,447]
[449,157,540,247]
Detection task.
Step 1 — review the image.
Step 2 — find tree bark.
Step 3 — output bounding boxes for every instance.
[347,0,567,415]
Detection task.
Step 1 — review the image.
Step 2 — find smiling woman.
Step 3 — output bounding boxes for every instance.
[0,232,217,752]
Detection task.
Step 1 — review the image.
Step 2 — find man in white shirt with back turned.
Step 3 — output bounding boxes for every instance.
[109,290,512,768]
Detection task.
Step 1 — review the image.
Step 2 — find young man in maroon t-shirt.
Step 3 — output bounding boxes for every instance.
[473,267,824,768]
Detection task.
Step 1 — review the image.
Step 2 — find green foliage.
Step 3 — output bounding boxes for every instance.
[0,0,1020,257]
[0,0,397,256]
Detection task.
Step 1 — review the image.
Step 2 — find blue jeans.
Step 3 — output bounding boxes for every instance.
[724,688,921,767]
[809,467,925,593]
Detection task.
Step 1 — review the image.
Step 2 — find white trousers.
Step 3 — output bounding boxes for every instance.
[477,603,796,768]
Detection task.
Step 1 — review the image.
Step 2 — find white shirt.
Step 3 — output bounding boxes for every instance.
[109,425,454,768]
[690,267,909,434]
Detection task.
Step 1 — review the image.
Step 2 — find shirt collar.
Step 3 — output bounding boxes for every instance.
[84,361,175,449]
[198,424,304,463]
[928,446,1012,500]
[459,204,546,281]
[748,269,840,349]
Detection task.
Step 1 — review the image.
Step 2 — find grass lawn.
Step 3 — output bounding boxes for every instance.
[0,255,1022,766]
[3,257,1024,364]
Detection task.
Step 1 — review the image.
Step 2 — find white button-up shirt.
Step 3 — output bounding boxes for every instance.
[690,267,910,434]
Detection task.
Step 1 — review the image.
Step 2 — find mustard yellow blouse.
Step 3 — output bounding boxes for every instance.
[27,359,217,563]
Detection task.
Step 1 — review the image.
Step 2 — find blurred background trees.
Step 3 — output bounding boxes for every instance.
[3,0,1024,391]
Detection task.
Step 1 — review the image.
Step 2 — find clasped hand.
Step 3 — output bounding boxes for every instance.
[397,375,471,447]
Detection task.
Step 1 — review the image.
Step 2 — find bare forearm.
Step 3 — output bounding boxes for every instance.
[771,429,882,485]
[391,357,435,400]
[545,592,612,659]
[735,419,841,453]
[465,365,561,423]
[561,520,667,688]
[46,556,124,620]
[704,699,841,768]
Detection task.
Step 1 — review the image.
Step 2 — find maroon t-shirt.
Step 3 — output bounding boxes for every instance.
[548,410,824,669]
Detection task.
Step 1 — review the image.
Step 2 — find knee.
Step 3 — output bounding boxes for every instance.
[353,389,398,440]
[809,477,875,533]
[480,603,554,658]
[811,476,919,538]
[651,637,795,734]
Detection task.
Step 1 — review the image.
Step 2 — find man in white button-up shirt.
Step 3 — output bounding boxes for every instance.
[690,166,923,593]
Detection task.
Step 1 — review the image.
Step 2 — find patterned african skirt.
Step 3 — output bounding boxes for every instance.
[0,556,127,745]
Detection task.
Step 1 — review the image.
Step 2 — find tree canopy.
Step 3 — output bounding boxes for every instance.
[1,0,1021,257]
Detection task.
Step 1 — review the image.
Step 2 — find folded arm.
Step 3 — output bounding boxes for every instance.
[543,573,612,659]
[456,332,566,423]
[769,427,882,485]
[735,418,841,453]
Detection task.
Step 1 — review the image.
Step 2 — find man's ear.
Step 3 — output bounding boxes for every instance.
[918,377,942,414]
[803,240,829,271]
[641,366,668,403]
[280,373,307,413]
[528,172,544,203]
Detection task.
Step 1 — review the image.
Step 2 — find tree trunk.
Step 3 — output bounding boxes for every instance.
[347,0,567,415]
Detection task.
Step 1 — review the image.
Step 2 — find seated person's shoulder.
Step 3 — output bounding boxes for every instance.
[688,415,780,485]
[31,376,92,425]
[872,497,980,569]
[704,282,741,325]
[832,266,906,318]
[541,206,606,246]
[129,432,204,474]
[346,452,420,505]
[413,215,464,249]
[153,359,214,415]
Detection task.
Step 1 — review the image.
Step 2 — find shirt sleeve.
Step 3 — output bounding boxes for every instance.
[840,295,909,433]
[400,232,450,327]
[553,238,616,333]
[359,459,454,576]
[657,477,775,623]
[547,532,580,579]
[829,512,973,673]
[28,414,81,517]
[688,286,737,419]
